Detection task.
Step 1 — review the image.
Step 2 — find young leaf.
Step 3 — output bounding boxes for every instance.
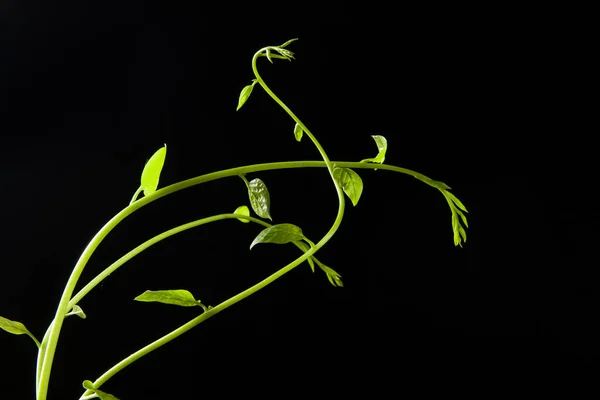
[250,223,306,250]
[234,205,250,223]
[333,167,363,206]
[140,145,167,196]
[66,305,86,319]
[134,290,202,307]
[0,315,32,336]
[361,135,387,164]
[293,122,303,142]
[247,178,272,220]
[236,79,258,111]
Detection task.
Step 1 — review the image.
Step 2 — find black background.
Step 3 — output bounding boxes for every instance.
[1,2,597,399]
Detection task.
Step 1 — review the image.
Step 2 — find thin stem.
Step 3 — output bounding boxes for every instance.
[39,160,444,399]
[129,186,143,205]
[80,223,323,398]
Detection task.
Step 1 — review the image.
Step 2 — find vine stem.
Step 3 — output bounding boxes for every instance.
[37,159,442,399]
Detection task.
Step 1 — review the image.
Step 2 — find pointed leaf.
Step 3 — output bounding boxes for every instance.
[247,178,272,220]
[293,123,303,142]
[236,79,257,111]
[134,290,202,307]
[250,223,306,250]
[66,305,86,319]
[446,191,468,212]
[361,135,387,164]
[234,205,250,223]
[140,145,167,196]
[455,208,469,228]
[0,315,32,336]
[333,167,363,206]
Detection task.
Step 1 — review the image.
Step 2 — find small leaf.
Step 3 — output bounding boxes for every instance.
[66,305,86,319]
[455,208,469,228]
[333,167,363,206]
[236,79,257,111]
[247,178,272,220]
[265,49,273,63]
[293,123,303,142]
[234,205,250,223]
[0,315,32,336]
[250,223,306,250]
[140,145,167,196]
[445,191,468,212]
[134,290,202,307]
[361,135,387,164]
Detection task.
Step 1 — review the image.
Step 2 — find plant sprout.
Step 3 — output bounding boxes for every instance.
[1,38,468,400]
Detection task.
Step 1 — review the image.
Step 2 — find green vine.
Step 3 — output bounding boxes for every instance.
[0,39,468,400]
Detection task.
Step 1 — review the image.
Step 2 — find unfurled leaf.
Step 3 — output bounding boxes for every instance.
[247,178,272,220]
[82,381,120,400]
[66,305,86,319]
[236,79,258,111]
[361,135,387,164]
[293,122,303,142]
[333,167,363,206]
[140,145,167,196]
[455,208,469,228]
[0,315,31,336]
[250,223,306,250]
[234,205,250,223]
[134,290,202,308]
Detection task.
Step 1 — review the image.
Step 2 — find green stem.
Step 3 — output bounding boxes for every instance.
[129,186,143,205]
[38,160,444,400]
[68,213,325,310]
[80,219,323,398]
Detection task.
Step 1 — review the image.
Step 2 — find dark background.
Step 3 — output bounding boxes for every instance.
[1,2,597,398]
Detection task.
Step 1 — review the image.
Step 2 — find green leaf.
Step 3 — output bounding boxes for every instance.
[250,223,306,250]
[236,79,258,111]
[361,135,387,164]
[140,145,167,196]
[445,190,468,212]
[0,315,32,336]
[333,167,363,206]
[234,205,250,223]
[134,290,202,307]
[455,208,469,228]
[293,122,303,142]
[247,178,272,220]
[66,305,86,319]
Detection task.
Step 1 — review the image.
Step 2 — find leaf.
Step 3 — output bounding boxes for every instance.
[250,223,306,250]
[66,305,86,319]
[445,190,468,212]
[278,38,299,48]
[134,290,202,307]
[236,79,257,111]
[0,315,32,336]
[140,145,167,196]
[333,167,363,206]
[82,381,120,400]
[455,208,469,228]
[361,135,387,164]
[293,122,303,142]
[247,178,272,220]
[234,205,250,223]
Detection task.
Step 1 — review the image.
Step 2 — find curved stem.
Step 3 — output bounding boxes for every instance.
[80,223,323,398]
[38,160,445,399]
